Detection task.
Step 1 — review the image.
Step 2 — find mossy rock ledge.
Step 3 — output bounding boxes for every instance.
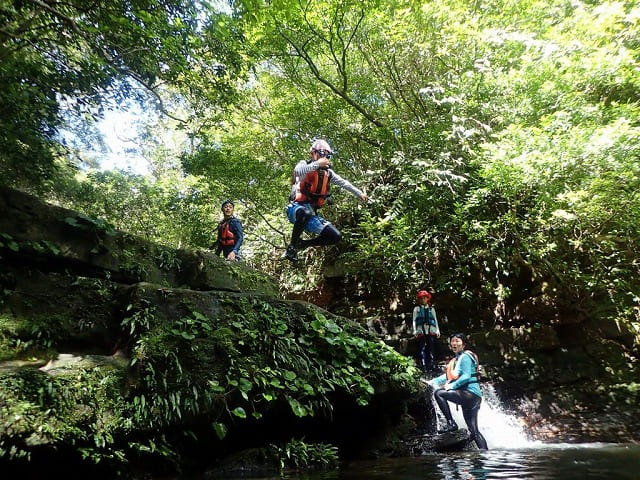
[0,186,425,478]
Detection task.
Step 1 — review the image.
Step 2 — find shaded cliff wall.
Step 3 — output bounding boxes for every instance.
[0,186,419,477]
[288,244,640,443]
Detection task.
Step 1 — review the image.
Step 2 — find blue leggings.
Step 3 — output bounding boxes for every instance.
[417,334,437,370]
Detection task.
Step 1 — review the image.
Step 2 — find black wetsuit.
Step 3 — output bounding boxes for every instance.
[434,388,488,450]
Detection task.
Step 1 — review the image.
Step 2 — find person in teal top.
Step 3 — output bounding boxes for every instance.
[430,333,488,450]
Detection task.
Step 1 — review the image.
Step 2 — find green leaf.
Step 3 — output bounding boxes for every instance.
[213,422,228,439]
[282,370,297,381]
[325,322,341,333]
[232,407,247,419]
[208,380,226,393]
[269,378,282,387]
[325,336,339,345]
[238,378,253,392]
[287,397,308,417]
[192,311,207,321]
[42,240,60,255]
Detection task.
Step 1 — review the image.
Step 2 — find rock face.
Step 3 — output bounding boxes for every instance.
[297,261,640,444]
[0,186,426,477]
[374,313,638,443]
[0,186,279,296]
[473,323,640,443]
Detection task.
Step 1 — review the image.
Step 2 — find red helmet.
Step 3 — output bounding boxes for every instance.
[416,290,432,300]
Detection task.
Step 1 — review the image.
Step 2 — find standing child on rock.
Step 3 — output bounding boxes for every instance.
[213,200,243,261]
[412,290,440,374]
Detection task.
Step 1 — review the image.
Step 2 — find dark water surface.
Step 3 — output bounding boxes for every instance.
[205,443,640,480]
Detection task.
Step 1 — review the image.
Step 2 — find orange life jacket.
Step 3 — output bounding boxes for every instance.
[217,219,235,246]
[294,168,332,207]
[445,350,480,382]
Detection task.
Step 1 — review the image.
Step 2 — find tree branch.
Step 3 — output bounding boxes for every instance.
[28,0,188,124]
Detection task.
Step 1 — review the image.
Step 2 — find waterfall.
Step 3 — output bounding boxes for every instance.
[478,384,543,449]
[434,383,542,449]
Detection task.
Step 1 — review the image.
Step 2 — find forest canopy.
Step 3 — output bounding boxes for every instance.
[1,0,639,337]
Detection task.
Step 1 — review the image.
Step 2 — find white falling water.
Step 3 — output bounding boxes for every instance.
[435,383,543,449]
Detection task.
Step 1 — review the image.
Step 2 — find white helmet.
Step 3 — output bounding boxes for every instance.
[310,139,332,153]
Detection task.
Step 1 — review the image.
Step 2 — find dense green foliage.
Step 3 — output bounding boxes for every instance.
[0,290,416,470]
[269,438,339,472]
[2,0,638,336]
[66,170,220,248]
[0,0,244,191]
[123,294,417,432]
[217,0,640,325]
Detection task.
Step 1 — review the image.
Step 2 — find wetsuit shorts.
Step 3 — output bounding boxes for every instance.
[287,202,330,235]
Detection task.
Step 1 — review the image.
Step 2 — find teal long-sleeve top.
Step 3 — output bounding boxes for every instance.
[433,350,482,398]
